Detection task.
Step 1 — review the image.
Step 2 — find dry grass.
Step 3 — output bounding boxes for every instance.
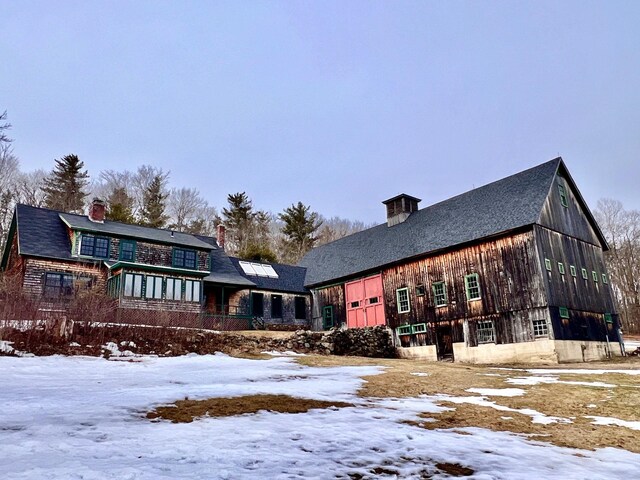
[146,394,352,423]
[295,354,640,453]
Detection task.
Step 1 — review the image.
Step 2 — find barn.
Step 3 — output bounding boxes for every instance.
[299,158,622,363]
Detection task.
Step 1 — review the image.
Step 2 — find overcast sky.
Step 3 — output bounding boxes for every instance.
[1,1,638,224]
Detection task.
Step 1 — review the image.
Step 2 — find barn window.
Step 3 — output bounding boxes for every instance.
[558,262,565,275]
[432,281,447,307]
[322,306,334,329]
[581,268,588,280]
[172,248,197,269]
[43,272,74,298]
[559,306,570,319]
[601,273,608,284]
[184,280,201,302]
[592,271,598,282]
[604,313,613,324]
[123,273,144,298]
[350,301,360,308]
[166,278,182,301]
[145,275,163,299]
[477,320,495,344]
[271,294,283,318]
[295,297,307,319]
[415,284,426,296]
[464,274,481,301]
[544,258,552,271]
[412,323,427,334]
[570,265,577,277]
[79,234,110,258]
[397,324,412,336]
[558,183,568,207]
[396,288,410,313]
[119,239,136,261]
[533,319,549,338]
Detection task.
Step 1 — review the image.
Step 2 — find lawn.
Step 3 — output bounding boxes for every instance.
[0,352,638,479]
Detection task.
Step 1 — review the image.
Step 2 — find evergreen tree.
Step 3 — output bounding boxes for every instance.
[279,202,322,263]
[238,242,278,263]
[139,174,169,228]
[222,192,255,254]
[106,187,135,224]
[42,154,89,213]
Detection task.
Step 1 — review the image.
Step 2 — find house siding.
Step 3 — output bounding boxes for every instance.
[21,257,106,297]
[228,289,311,325]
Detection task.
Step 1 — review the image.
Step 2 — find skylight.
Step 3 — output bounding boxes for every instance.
[238,260,278,278]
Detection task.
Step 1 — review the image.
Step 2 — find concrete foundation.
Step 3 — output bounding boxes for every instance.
[396,345,438,361]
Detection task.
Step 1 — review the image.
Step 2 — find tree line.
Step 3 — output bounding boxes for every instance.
[0,111,371,264]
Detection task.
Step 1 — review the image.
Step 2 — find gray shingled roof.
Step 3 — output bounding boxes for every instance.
[59,212,213,250]
[299,158,563,287]
[13,204,75,261]
[229,257,308,294]
[204,248,256,287]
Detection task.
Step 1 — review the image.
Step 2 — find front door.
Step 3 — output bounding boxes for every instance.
[345,275,386,328]
[436,323,454,360]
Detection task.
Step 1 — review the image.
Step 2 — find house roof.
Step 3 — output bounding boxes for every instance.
[12,204,76,262]
[204,248,257,287]
[299,157,573,287]
[59,212,214,250]
[228,257,308,294]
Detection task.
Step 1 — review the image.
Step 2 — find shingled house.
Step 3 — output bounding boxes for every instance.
[299,158,621,363]
[0,201,310,327]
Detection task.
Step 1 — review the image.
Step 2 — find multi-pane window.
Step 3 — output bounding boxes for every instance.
[602,273,608,284]
[545,258,552,271]
[271,294,283,318]
[558,183,568,207]
[173,248,197,269]
[558,262,565,275]
[432,281,447,307]
[465,274,481,301]
[43,272,74,298]
[294,296,307,320]
[592,271,598,282]
[322,305,334,329]
[145,275,163,299]
[166,278,183,301]
[123,273,143,298]
[477,320,495,344]
[570,265,577,277]
[559,306,570,319]
[119,240,136,261]
[581,268,588,280]
[396,287,410,313]
[185,280,201,302]
[533,319,549,338]
[80,234,109,258]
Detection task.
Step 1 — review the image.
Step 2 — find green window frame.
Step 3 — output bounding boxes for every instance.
[397,324,412,336]
[604,313,613,324]
[412,323,427,334]
[107,275,121,298]
[322,305,334,330]
[581,268,588,280]
[172,248,197,269]
[432,281,447,307]
[465,273,481,301]
[123,273,144,298]
[396,287,410,313]
[558,262,565,275]
[559,306,569,319]
[570,265,577,277]
[79,234,110,258]
[602,273,608,284]
[145,275,163,299]
[184,279,201,303]
[558,183,568,208]
[119,239,136,262]
[592,271,598,282]
[544,258,552,271]
[166,277,183,301]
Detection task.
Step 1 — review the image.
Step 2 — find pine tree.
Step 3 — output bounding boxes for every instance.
[139,175,169,228]
[222,192,255,254]
[42,154,89,213]
[279,202,322,263]
[106,187,135,224]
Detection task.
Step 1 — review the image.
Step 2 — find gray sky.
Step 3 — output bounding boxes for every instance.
[2,0,639,224]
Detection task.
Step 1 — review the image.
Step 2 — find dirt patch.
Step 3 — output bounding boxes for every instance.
[146,394,352,423]
[436,462,475,476]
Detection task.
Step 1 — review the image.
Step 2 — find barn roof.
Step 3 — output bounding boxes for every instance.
[228,257,308,294]
[299,157,587,287]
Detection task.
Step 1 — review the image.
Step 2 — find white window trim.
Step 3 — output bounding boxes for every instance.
[396,287,410,314]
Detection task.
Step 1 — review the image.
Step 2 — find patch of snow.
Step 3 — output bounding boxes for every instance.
[262,350,307,356]
[585,416,640,431]
[410,372,430,377]
[587,404,598,409]
[466,388,525,397]
[501,416,513,420]
[506,376,616,388]
[497,367,640,376]
[119,341,137,348]
[0,355,638,479]
[69,342,81,347]
[0,340,15,354]
[102,341,136,358]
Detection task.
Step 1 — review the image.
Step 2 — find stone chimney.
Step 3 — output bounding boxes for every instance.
[88,198,106,223]
[217,224,226,250]
[382,194,421,227]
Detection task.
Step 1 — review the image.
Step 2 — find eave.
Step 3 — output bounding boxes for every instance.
[105,261,210,277]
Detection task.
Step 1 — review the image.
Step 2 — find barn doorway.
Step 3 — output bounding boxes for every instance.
[436,323,454,361]
[345,274,386,328]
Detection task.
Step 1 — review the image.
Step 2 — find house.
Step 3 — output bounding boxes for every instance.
[0,201,311,328]
[299,158,622,363]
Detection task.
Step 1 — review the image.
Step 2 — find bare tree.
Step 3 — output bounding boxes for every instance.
[131,165,170,219]
[317,216,372,245]
[15,169,47,207]
[0,111,11,145]
[167,187,207,232]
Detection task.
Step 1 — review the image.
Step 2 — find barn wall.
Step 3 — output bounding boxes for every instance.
[312,283,346,328]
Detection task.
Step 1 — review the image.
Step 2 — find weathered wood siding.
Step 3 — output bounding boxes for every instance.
[537,173,602,247]
[228,289,311,325]
[312,283,346,328]
[22,258,106,297]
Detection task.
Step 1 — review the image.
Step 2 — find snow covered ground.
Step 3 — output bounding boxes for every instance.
[1,354,639,479]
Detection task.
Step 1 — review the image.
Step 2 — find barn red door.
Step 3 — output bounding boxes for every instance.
[345,275,386,328]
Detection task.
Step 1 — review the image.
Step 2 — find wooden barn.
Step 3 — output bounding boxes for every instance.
[299,158,622,363]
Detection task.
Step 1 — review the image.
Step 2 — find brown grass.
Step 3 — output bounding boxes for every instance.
[146,394,352,423]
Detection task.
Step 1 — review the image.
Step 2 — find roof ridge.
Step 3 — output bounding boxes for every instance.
[229,256,306,269]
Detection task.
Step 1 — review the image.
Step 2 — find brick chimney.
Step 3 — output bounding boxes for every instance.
[217,224,226,250]
[88,198,106,223]
[382,194,421,227]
